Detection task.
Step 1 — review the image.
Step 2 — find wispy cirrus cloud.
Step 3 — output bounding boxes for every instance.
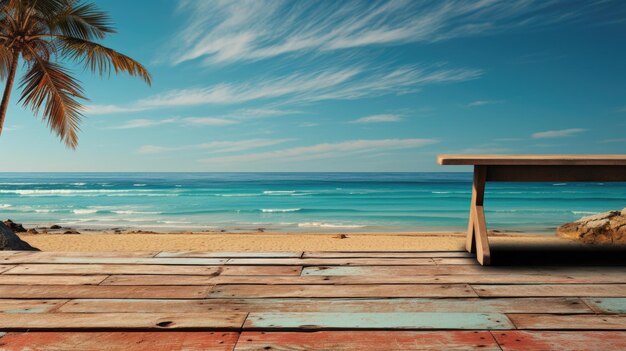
[199,138,437,164]
[166,0,610,66]
[110,118,178,129]
[137,138,291,155]
[531,128,587,139]
[349,114,402,124]
[85,65,481,114]
[467,100,502,107]
[182,117,239,126]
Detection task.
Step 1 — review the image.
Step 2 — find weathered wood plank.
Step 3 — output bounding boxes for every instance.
[102,273,592,285]
[508,314,626,330]
[433,258,480,265]
[474,284,626,297]
[0,275,108,285]
[583,298,626,314]
[243,312,513,330]
[5,264,221,275]
[235,331,500,350]
[4,251,159,263]
[59,298,591,314]
[225,258,435,266]
[0,299,68,313]
[0,285,211,299]
[221,266,302,276]
[493,331,626,351]
[0,312,246,330]
[23,257,227,265]
[302,265,544,276]
[209,284,476,298]
[0,252,36,263]
[158,251,302,258]
[0,332,240,351]
[303,251,471,258]
[0,264,15,273]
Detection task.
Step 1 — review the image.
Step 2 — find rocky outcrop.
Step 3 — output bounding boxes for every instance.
[0,222,39,251]
[3,219,26,233]
[557,208,626,244]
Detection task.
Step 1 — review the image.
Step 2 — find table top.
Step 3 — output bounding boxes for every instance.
[437,154,626,166]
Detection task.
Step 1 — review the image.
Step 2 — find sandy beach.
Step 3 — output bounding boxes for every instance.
[18,231,585,252]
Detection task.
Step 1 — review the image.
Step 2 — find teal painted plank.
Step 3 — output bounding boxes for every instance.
[244,312,513,330]
[584,298,626,314]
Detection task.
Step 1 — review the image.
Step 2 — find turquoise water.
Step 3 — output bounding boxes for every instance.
[1,172,625,233]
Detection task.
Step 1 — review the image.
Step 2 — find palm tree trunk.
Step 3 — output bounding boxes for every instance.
[0,51,19,136]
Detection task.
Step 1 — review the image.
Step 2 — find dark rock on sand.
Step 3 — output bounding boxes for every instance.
[0,222,39,251]
[334,234,348,239]
[3,219,26,233]
[26,228,39,234]
[49,225,62,230]
[63,230,81,234]
[557,208,626,244]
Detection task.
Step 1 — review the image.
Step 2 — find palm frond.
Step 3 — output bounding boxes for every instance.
[0,45,11,80]
[18,54,86,148]
[49,2,114,40]
[59,37,152,85]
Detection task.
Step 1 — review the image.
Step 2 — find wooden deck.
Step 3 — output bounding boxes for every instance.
[1,250,626,350]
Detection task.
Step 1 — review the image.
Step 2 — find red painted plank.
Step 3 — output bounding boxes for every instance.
[508,314,626,330]
[0,313,246,330]
[0,332,239,351]
[235,331,501,350]
[209,284,477,298]
[494,331,626,351]
[0,285,211,299]
[59,297,591,314]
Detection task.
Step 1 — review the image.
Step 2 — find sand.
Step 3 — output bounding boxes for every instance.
[19,231,583,252]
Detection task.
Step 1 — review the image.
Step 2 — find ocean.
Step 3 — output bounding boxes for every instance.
[1,172,625,234]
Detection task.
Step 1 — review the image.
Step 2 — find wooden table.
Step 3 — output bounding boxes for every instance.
[438,154,626,265]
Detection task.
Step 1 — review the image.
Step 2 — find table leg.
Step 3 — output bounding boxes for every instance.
[467,166,490,265]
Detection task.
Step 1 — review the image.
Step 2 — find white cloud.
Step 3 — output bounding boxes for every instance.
[85,105,146,115]
[350,114,402,124]
[166,0,603,66]
[183,117,239,126]
[531,128,587,139]
[110,118,177,129]
[137,139,291,155]
[467,100,501,107]
[85,65,481,114]
[199,138,437,164]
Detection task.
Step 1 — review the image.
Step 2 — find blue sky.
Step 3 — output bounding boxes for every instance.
[1,0,625,171]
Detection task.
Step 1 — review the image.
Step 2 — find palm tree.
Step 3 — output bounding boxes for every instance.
[0,0,151,148]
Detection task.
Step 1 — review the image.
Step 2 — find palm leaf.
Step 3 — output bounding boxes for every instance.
[18,55,86,148]
[49,2,114,40]
[59,37,152,85]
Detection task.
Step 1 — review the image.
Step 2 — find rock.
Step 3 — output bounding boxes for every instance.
[49,225,62,230]
[3,219,26,233]
[0,222,39,251]
[63,230,81,234]
[26,228,39,234]
[557,210,626,244]
[333,234,348,239]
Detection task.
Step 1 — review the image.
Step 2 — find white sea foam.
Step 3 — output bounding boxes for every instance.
[553,183,567,186]
[0,204,12,208]
[261,208,302,213]
[571,211,597,215]
[133,184,147,187]
[263,190,296,195]
[298,222,365,228]
[71,182,86,186]
[73,209,98,215]
[113,210,161,215]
